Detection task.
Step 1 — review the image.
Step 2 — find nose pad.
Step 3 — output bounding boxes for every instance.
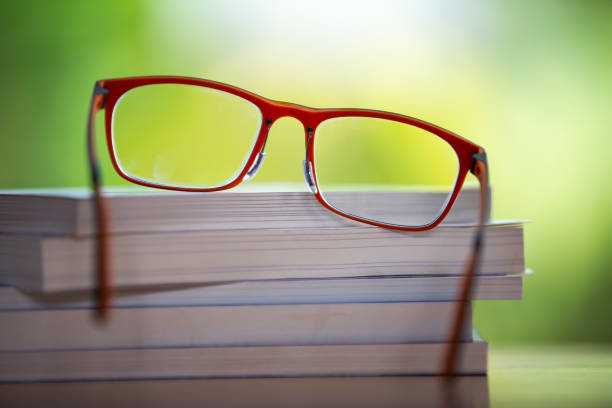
[302,160,318,194]
[242,152,266,182]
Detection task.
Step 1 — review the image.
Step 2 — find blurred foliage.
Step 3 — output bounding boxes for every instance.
[1,0,611,343]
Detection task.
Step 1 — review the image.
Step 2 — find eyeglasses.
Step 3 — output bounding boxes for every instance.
[86,76,490,376]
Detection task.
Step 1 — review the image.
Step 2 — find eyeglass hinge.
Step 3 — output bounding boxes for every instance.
[90,162,101,184]
[94,85,108,109]
[471,152,487,173]
[473,228,483,251]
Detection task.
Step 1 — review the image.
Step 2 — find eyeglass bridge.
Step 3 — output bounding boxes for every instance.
[243,121,318,195]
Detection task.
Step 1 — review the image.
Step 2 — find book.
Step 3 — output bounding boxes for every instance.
[0,302,471,351]
[0,188,510,384]
[0,223,524,292]
[0,375,490,407]
[0,274,522,311]
[0,188,481,236]
[0,341,488,381]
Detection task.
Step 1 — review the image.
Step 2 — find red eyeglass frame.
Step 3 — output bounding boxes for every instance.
[87,76,490,376]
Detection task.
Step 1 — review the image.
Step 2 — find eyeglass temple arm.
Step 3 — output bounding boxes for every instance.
[441,149,490,376]
[87,83,113,321]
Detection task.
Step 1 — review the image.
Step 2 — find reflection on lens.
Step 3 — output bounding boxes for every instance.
[314,116,459,227]
[112,84,262,188]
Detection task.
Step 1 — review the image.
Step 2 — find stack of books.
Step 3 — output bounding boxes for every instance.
[0,188,524,381]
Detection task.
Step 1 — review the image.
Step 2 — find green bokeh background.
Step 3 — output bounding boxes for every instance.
[1,1,611,344]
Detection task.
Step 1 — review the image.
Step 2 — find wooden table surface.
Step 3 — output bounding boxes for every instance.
[0,345,610,407]
[488,345,612,408]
